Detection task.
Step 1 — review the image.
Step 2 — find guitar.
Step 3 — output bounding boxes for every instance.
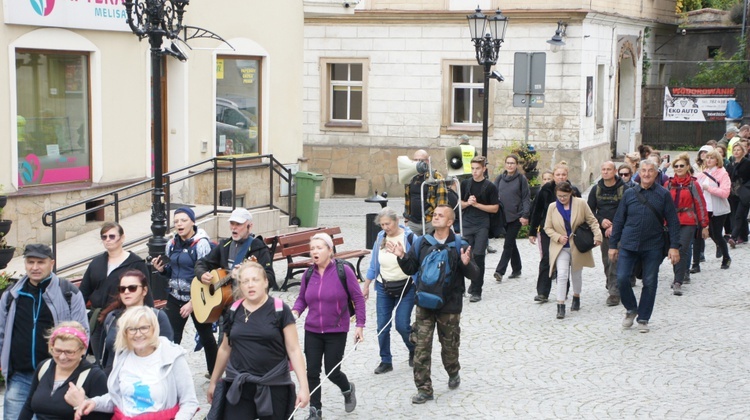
[191,256,257,324]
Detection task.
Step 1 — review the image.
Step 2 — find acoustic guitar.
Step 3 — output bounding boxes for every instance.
[191,256,257,324]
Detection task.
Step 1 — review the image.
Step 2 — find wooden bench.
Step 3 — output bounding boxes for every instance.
[264,227,326,263]
[267,226,370,291]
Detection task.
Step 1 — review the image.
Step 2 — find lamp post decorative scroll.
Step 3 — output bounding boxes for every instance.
[467,8,508,158]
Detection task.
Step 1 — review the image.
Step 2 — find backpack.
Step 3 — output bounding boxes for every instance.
[5,277,76,313]
[303,259,356,317]
[225,297,284,346]
[412,234,464,310]
[170,235,218,264]
[37,358,90,386]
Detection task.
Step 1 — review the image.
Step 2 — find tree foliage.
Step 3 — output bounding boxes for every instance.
[687,38,749,85]
[678,0,739,13]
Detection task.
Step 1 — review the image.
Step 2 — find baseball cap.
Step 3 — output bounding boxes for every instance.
[698,145,714,154]
[727,126,740,134]
[228,208,253,224]
[23,244,54,259]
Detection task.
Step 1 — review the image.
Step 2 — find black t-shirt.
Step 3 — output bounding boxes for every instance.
[11,279,55,374]
[224,298,295,376]
[460,178,499,228]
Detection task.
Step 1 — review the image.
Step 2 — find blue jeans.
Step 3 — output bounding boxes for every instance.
[375,281,415,364]
[4,371,34,420]
[617,247,663,323]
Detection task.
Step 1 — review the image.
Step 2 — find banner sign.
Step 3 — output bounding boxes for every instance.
[4,0,130,32]
[663,87,735,122]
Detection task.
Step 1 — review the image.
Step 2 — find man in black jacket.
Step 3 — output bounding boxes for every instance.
[587,161,629,306]
[391,205,479,405]
[194,208,275,290]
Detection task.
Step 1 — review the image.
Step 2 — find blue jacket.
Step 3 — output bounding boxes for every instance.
[163,228,212,301]
[610,183,681,252]
[365,225,416,281]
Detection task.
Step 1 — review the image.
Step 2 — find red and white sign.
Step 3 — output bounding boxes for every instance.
[663,87,735,122]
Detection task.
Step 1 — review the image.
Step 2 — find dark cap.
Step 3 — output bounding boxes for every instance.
[23,244,54,259]
[174,207,196,223]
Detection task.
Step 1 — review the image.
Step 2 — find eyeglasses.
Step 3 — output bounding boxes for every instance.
[556,195,571,200]
[505,161,517,165]
[119,285,142,294]
[50,347,81,357]
[101,234,119,241]
[619,172,631,177]
[673,164,686,168]
[125,325,152,336]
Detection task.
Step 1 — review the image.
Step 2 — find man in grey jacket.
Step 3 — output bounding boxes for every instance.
[0,244,89,420]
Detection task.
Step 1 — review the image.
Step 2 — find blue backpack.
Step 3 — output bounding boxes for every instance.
[412,234,464,310]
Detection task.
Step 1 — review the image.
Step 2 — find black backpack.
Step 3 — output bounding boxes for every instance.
[303,259,356,317]
[5,278,76,313]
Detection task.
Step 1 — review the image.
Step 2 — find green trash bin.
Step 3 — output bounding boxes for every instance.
[295,171,324,227]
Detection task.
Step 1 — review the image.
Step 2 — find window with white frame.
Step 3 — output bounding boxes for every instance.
[451,65,484,125]
[216,55,261,156]
[320,58,368,130]
[16,50,91,187]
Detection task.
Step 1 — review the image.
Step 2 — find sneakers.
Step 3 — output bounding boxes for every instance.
[721,258,731,269]
[606,295,620,306]
[411,392,434,404]
[622,311,637,328]
[494,272,503,283]
[508,271,522,279]
[487,245,497,254]
[469,294,482,302]
[673,282,683,296]
[689,264,700,273]
[448,374,461,389]
[343,382,356,412]
[408,351,415,367]
[534,295,548,303]
[374,362,393,374]
[306,407,322,420]
[637,321,650,333]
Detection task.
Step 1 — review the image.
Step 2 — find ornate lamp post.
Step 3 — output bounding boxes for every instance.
[123,0,189,258]
[467,8,508,158]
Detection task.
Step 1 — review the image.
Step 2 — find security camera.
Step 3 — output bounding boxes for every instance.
[165,42,188,62]
[490,71,504,82]
[343,2,350,7]
[681,28,686,36]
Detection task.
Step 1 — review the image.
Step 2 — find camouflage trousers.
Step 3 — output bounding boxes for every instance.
[410,306,461,395]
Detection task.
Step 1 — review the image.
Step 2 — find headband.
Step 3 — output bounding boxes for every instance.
[50,327,88,350]
[311,233,334,250]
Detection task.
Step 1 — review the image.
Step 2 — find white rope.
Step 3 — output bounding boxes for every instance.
[288,279,409,420]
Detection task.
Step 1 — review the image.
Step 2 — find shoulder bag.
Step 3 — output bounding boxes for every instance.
[572,222,595,253]
[635,191,670,259]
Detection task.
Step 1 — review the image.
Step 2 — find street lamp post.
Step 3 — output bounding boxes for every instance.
[123,0,189,259]
[467,8,508,158]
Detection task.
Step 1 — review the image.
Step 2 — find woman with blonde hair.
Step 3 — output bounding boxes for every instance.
[20,321,109,420]
[76,306,198,420]
[695,149,732,269]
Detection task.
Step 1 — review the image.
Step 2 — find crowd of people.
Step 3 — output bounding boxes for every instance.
[2,128,749,419]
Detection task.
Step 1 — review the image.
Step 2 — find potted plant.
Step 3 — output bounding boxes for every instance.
[0,233,14,270]
[0,270,15,294]
[528,175,542,201]
[503,142,539,179]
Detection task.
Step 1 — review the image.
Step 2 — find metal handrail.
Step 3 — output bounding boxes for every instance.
[42,154,293,272]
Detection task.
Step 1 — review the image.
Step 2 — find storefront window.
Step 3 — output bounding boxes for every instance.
[216,56,261,156]
[16,50,91,187]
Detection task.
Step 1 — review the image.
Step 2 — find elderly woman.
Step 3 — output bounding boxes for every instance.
[292,233,366,420]
[665,153,709,296]
[20,322,109,420]
[492,154,531,283]
[76,307,198,420]
[98,270,173,373]
[544,182,601,319]
[153,207,218,377]
[362,207,416,375]
[696,149,732,269]
[208,262,309,420]
[80,222,151,365]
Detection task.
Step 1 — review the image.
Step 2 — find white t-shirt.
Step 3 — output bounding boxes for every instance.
[118,349,168,416]
[378,232,409,282]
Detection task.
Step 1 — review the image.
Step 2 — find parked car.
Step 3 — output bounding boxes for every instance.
[216,98,258,155]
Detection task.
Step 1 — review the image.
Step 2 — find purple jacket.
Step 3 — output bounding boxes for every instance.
[292,261,366,334]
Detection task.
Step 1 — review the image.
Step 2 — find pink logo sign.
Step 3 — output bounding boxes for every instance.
[30,0,55,17]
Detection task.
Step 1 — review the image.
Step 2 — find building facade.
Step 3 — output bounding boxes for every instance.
[303,0,678,197]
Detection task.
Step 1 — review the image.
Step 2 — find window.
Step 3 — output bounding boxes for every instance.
[216,56,261,156]
[596,64,605,128]
[708,46,721,60]
[451,65,484,125]
[320,58,368,131]
[16,50,91,187]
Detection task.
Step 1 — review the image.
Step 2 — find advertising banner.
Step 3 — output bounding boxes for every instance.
[663,87,735,122]
[4,0,130,32]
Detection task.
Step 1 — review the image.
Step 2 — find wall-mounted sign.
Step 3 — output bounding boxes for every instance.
[4,0,130,32]
[663,87,735,122]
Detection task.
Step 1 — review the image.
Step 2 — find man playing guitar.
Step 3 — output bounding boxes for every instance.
[194,208,276,291]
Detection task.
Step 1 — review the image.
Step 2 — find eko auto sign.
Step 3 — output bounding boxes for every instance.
[663,87,735,122]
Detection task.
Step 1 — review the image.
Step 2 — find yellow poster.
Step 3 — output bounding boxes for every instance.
[241,67,256,84]
[216,59,224,79]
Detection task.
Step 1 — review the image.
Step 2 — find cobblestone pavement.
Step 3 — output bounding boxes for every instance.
[5,197,750,419]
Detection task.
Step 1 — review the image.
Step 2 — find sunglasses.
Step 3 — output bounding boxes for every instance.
[119,285,142,294]
[101,234,119,241]
[673,164,686,168]
[619,172,631,176]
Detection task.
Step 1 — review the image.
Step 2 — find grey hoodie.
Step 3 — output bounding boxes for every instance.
[494,171,531,223]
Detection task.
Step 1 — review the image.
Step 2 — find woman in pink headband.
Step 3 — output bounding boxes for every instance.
[19,321,110,419]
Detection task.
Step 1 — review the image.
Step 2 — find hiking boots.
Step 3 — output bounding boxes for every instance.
[411,392,434,404]
[534,295,548,303]
[306,407,322,420]
[606,295,620,306]
[673,282,683,296]
[622,311,637,328]
[508,271,522,279]
[469,294,482,302]
[374,363,393,375]
[343,383,356,412]
[689,264,700,273]
[721,258,731,269]
[637,321,650,333]
[494,272,503,283]
[448,374,461,389]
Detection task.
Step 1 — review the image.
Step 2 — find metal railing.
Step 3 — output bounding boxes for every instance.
[42,154,293,273]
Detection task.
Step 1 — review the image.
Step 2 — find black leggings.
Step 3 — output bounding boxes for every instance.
[708,213,730,259]
[305,331,350,411]
[495,219,522,275]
